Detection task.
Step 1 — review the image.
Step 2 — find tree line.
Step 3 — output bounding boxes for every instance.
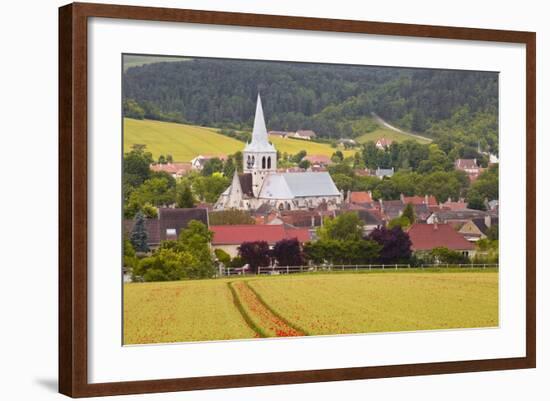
[123,57,498,153]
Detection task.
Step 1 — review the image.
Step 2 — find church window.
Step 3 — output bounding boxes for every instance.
[267,156,271,169]
[262,156,266,169]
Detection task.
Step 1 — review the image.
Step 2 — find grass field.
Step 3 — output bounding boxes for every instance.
[124,118,244,162]
[124,270,498,345]
[124,118,355,161]
[356,127,432,145]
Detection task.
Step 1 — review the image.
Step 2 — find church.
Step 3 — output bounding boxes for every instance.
[214,95,343,211]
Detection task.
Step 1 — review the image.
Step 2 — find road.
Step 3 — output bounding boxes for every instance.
[371,112,432,143]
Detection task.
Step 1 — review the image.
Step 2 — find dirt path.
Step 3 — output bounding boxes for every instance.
[371,112,432,142]
[230,281,305,338]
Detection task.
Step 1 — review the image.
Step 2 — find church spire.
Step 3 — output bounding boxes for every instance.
[244,93,276,152]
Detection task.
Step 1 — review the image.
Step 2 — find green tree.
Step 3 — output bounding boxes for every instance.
[402,203,415,224]
[201,157,224,176]
[123,98,145,119]
[123,144,153,190]
[388,215,411,229]
[331,173,353,193]
[298,159,311,169]
[214,248,231,266]
[193,175,230,203]
[176,183,195,208]
[130,211,149,253]
[429,247,469,264]
[318,212,363,242]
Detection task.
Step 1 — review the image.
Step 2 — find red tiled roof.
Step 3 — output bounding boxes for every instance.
[150,162,192,175]
[210,224,310,245]
[402,195,438,206]
[407,223,474,251]
[350,191,373,204]
[376,138,393,147]
[455,159,478,170]
[442,200,468,211]
[304,154,332,164]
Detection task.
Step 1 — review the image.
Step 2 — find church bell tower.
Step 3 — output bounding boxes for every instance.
[243,94,277,197]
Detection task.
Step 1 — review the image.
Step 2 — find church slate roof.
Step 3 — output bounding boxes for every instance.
[238,173,254,197]
[258,172,340,199]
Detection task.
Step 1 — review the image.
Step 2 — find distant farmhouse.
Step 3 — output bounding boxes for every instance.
[375,137,393,150]
[268,130,291,139]
[454,158,483,181]
[293,130,316,140]
[191,154,227,170]
[215,95,343,211]
[150,162,192,179]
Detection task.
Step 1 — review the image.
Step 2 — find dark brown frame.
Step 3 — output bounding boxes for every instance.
[59,2,536,397]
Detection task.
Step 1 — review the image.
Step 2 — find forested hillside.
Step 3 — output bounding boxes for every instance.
[123,57,499,153]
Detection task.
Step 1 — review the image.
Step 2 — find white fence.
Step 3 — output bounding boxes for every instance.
[221,263,499,276]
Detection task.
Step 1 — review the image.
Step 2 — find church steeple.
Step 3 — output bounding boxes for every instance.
[242,93,277,197]
[244,94,276,153]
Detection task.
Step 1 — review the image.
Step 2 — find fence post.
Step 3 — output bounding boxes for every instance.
[369,264,372,271]
[300,265,303,273]
[395,264,398,270]
[258,266,261,275]
[355,264,358,271]
[286,265,289,274]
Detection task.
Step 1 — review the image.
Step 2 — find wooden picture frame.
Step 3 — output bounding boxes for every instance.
[59,2,536,397]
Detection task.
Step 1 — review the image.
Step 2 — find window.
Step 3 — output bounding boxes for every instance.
[166,228,176,237]
[267,156,271,169]
[262,156,266,169]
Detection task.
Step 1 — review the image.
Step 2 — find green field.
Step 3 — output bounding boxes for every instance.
[123,55,188,71]
[124,118,354,161]
[124,270,498,345]
[356,127,432,145]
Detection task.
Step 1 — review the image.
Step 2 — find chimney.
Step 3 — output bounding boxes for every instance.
[434,222,438,230]
[311,215,315,228]
[379,198,384,212]
[424,194,429,205]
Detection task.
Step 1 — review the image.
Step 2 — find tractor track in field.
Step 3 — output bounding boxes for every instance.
[229,281,306,338]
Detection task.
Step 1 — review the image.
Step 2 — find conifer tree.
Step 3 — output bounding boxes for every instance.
[130,211,149,253]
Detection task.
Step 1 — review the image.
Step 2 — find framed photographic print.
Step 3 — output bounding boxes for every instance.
[59,2,536,397]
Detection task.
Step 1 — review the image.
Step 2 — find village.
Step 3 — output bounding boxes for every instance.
[124,95,499,282]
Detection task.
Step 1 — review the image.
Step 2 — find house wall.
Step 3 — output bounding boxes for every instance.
[212,244,240,258]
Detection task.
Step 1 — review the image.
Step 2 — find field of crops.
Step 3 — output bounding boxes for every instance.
[124,270,498,345]
[124,118,354,162]
[247,272,498,335]
[124,280,257,344]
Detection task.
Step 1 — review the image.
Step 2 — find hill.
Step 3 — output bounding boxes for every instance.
[123,57,499,153]
[124,118,354,162]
